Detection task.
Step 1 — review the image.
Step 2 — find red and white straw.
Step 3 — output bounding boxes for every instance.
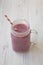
[4,15,13,25]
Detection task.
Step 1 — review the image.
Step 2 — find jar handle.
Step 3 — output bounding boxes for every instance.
[30,29,38,46]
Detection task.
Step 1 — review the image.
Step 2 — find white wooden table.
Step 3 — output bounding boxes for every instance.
[0,0,43,65]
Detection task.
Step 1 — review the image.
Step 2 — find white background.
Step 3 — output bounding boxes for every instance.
[0,0,43,44]
[0,0,43,65]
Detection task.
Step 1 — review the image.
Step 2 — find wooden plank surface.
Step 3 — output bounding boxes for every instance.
[0,0,43,65]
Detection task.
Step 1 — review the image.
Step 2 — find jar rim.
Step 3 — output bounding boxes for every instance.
[11,19,30,37]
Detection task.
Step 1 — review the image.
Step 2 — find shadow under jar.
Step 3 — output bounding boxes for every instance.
[11,19,31,52]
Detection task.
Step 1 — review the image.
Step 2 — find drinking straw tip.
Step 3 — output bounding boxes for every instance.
[4,15,7,17]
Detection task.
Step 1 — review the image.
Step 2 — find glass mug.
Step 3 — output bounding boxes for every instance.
[11,19,38,52]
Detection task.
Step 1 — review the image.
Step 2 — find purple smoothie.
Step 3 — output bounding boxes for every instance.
[11,24,31,52]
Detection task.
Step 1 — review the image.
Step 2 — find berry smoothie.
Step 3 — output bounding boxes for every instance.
[11,23,31,52]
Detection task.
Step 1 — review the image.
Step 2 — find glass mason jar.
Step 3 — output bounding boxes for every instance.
[11,19,38,52]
